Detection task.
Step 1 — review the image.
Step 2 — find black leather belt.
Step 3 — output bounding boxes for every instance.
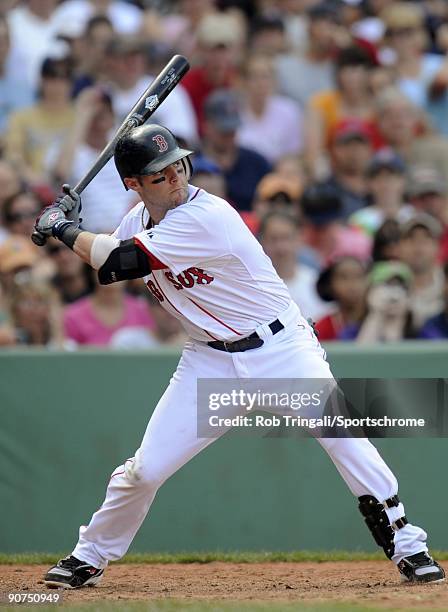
[207,319,284,353]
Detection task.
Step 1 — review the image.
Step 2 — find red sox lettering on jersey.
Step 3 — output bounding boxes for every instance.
[147,268,214,303]
[112,185,292,342]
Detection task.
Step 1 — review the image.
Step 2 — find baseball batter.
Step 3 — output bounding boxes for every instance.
[34,124,444,589]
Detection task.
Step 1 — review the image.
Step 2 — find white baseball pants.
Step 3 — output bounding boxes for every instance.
[73,302,428,568]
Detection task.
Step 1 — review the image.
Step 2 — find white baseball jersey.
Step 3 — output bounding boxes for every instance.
[113,185,293,342]
[74,197,428,574]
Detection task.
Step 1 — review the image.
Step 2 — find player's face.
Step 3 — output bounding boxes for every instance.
[126,160,189,212]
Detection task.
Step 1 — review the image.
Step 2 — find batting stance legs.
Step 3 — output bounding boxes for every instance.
[69,306,432,578]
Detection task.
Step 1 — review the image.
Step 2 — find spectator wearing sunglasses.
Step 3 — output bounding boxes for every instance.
[2,189,41,240]
[46,238,94,304]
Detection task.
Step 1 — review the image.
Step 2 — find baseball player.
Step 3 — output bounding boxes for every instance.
[34,124,444,589]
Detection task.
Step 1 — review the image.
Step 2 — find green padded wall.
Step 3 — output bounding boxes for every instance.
[0,343,447,553]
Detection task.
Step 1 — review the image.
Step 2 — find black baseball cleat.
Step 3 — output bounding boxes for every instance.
[398,552,446,584]
[44,555,104,589]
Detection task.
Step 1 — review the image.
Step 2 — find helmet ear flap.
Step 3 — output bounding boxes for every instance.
[182,156,193,181]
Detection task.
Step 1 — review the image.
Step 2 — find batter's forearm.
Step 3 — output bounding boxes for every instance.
[72,231,99,265]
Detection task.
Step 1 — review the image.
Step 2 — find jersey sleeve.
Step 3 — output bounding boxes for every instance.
[133,202,230,275]
[111,203,144,240]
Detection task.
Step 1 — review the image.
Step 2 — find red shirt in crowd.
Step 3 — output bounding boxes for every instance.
[182,66,236,134]
[315,311,346,341]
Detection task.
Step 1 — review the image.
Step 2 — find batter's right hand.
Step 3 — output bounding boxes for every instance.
[56,184,82,225]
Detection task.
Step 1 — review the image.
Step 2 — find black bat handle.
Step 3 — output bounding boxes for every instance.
[31,229,47,246]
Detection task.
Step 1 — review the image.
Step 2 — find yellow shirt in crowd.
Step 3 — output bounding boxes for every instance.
[4,104,75,178]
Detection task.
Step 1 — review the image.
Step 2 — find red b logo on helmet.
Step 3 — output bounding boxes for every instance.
[152,134,168,153]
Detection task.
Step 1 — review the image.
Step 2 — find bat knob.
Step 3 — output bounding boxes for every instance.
[31,230,47,246]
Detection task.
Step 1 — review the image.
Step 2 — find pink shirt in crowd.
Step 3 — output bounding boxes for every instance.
[64,295,155,346]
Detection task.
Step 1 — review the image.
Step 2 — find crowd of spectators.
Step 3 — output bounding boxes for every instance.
[2,0,448,347]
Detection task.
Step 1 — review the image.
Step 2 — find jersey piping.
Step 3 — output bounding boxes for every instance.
[185,296,243,336]
[189,188,201,201]
[151,273,219,340]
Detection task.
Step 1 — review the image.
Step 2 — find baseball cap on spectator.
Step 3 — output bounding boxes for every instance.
[250,15,285,37]
[332,118,373,146]
[256,173,302,204]
[366,149,406,177]
[301,185,372,260]
[196,13,245,48]
[40,56,73,79]
[301,183,344,226]
[369,261,412,287]
[381,2,423,34]
[307,2,340,23]
[407,167,447,198]
[204,89,241,132]
[329,227,372,263]
[106,36,145,57]
[0,236,36,274]
[400,213,442,240]
[335,45,375,71]
[192,156,222,175]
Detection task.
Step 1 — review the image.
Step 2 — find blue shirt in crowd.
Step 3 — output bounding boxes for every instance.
[419,311,448,340]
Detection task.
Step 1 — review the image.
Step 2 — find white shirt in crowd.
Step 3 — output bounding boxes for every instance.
[7,5,59,89]
[112,76,198,145]
[52,0,142,35]
[70,144,137,234]
[410,266,445,330]
[284,264,332,322]
[113,185,293,342]
[237,95,303,163]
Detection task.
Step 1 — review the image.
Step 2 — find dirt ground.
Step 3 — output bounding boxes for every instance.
[1,562,447,609]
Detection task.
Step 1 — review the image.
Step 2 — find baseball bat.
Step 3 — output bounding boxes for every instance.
[31,54,190,246]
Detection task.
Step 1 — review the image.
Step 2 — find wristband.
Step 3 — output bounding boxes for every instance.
[52,220,82,249]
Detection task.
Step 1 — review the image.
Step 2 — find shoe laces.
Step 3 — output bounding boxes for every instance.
[59,555,83,569]
[406,552,433,567]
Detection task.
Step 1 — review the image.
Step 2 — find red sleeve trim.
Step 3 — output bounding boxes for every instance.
[134,236,168,270]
